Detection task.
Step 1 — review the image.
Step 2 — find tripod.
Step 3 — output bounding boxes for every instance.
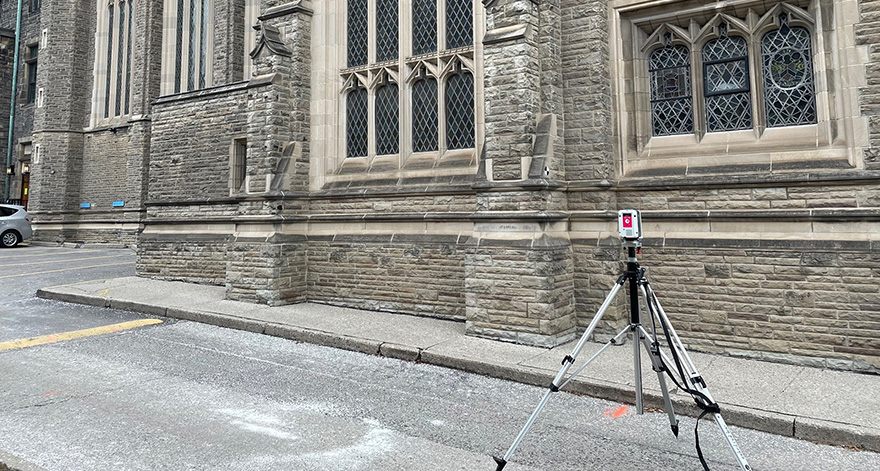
[493,244,752,471]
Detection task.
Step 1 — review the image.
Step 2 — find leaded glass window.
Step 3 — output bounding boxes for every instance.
[446,0,471,49]
[412,0,436,55]
[163,0,211,96]
[446,69,475,149]
[342,0,477,160]
[199,0,208,88]
[649,43,693,136]
[376,81,400,154]
[376,0,398,62]
[174,0,184,93]
[412,75,438,152]
[124,0,133,114]
[105,4,115,116]
[99,0,135,120]
[115,2,126,116]
[703,26,751,132]
[347,0,368,67]
[761,14,816,128]
[347,85,368,157]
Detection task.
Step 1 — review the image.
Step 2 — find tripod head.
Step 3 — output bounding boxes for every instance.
[618,208,643,249]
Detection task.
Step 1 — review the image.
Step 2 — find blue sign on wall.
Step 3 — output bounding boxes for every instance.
[112,201,125,207]
[80,203,91,209]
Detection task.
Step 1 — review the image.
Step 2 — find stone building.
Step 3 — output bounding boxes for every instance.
[3,0,880,372]
[0,0,40,208]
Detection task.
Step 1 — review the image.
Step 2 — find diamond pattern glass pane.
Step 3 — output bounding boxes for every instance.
[705,60,749,94]
[105,3,114,117]
[125,0,133,115]
[116,2,125,115]
[703,35,751,132]
[347,0,368,67]
[703,34,747,63]
[706,93,752,132]
[376,83,400,155]
[650,66,690,101]
[412,0,436,55]
[347,87,368,157]
[649,44,689,71]
[412,77,438,152]
[188,0,197,90]
[174,0,183,93]
[376,0,398,62]
[199,0,207,88]
[762,25,816,127]
[445,0,471,49]
[649,45,693,136]
[651,99,693,136]
[445,71,474,149]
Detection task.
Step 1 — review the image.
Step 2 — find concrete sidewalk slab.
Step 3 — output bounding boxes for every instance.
[36,276,880,453]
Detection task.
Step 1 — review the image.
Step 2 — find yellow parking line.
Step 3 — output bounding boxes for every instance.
[0,254,134,267]
[0,262,133,279]
[0,319,163,352]
[0,249,104,260]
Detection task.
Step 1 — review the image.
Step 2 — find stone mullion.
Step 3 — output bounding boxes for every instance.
[213,0,245,84]
[132,0,162,116]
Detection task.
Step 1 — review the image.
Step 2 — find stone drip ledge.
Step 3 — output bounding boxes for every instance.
[36,282,880,454]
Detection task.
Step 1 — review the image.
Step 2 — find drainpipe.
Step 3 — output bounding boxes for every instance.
[4,0,23,201]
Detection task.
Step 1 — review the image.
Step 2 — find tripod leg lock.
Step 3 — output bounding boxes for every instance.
[549,383,560,392]
[562,355,574,365]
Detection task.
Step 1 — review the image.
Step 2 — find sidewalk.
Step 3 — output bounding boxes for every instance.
[37,276,880,453]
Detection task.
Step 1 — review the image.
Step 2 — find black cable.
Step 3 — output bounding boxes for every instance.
[645,283,719,471]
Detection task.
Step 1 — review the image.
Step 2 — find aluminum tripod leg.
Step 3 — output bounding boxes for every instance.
[493,278,626,471]
[645,283,751,471]
[637,325,679,436]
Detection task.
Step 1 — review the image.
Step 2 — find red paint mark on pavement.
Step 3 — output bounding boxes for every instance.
[604,406,629,418]
[43,390,61,397]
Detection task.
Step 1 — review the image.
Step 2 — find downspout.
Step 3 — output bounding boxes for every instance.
[4,0,23,201]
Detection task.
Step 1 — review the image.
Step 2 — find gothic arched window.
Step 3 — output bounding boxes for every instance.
[445,67,474,149]
[347,84,368,157]
[412,74,438,152]
[649,41,693,136]
[376,81,400,155]
[703,25,752,132]
[761,13,817,127]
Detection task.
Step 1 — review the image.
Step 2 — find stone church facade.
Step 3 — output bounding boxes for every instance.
[2,0,879,371]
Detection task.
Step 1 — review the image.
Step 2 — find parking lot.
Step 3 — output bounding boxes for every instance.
[0,245,139,341]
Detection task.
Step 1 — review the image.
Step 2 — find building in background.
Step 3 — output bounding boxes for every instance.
[0,0,40,208]
[3,0,880,373]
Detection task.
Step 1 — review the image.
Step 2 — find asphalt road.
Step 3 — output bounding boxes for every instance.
[1,246,879,470]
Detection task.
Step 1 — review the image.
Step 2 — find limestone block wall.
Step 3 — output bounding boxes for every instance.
[226,234,308,305]
[307,233,468,320]
[148,84,250,202]
[856,0,880,170]
[560,0,612,182]
[465,231,576,346]
[137,233,230,285]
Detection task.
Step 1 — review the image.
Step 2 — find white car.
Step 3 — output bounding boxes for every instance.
[0,204,33,247]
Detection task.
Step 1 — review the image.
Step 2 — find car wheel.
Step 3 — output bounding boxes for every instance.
[1,230,20,248]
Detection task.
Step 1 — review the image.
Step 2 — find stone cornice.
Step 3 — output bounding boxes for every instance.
[259,0,314,20]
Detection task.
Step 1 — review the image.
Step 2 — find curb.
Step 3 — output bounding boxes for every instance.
[35,288,880,453]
